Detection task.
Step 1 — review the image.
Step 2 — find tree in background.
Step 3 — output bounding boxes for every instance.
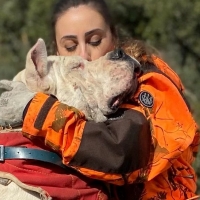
[0,0,200,192]
[0,0,55,77]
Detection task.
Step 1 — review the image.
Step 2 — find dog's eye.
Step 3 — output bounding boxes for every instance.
[72,63,84,70]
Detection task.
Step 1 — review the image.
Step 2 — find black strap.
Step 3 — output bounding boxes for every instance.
[0,145,67,170]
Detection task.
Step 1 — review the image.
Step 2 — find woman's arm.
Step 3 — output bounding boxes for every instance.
[22,70,199,186]
[22,92,151,185]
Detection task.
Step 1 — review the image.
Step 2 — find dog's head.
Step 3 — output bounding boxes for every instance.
[22,38,140,122]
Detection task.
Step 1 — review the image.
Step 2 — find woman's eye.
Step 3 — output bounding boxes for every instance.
[65,45,77,52]
[89,39,102,46]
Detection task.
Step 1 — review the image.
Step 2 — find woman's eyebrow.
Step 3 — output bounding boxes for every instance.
[85,29,104,37]
[61,35,77,40]
[60,29,104,41]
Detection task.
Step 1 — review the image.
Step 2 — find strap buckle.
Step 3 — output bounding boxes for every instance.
[0,145,4,161]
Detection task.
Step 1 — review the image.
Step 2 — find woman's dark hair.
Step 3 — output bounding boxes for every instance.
[50,0,117,54]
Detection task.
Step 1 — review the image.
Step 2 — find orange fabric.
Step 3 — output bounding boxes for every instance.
[152,55,185,91]
[22,63,199,199]
[23,93,86,164]
[131,72,199,199]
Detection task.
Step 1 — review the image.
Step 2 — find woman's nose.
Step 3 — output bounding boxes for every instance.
[79,47,91,61]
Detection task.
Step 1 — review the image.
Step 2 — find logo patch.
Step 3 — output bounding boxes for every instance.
[139,91,154,108]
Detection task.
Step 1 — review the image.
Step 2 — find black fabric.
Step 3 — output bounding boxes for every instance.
[69,108,151,174]
[34,95,57,129]
[111,183,145,200]
[22,98,33,120]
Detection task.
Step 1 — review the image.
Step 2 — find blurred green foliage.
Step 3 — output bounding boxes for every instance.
[0,0,200,192]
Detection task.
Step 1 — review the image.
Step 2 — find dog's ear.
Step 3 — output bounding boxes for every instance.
[26,38,48,77]
[24,38,52,92]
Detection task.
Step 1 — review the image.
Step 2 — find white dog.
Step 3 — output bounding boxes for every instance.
[0,39,140,200]
[13,38,140,122]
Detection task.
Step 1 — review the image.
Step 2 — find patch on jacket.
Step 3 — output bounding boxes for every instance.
[139,91,154,108]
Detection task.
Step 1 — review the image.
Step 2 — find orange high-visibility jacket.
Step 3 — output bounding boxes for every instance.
[22,56,199,200]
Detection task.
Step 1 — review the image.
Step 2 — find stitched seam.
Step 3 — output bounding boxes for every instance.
[4,161,66,177]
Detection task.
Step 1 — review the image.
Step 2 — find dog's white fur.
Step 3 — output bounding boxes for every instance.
[14,38,140,122]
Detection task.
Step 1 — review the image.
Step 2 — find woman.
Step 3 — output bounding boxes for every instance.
[51,0,117,60]
[0,0,199,199]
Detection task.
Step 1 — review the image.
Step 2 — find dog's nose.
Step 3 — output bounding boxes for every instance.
[110,48,126,60]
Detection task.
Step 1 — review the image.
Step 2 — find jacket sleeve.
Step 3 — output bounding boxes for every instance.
[22,92,151,185]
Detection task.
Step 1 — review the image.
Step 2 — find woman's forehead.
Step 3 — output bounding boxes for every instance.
[55,5,108,36]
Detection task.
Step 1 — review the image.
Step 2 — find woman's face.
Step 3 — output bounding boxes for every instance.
[55,5,115,61]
